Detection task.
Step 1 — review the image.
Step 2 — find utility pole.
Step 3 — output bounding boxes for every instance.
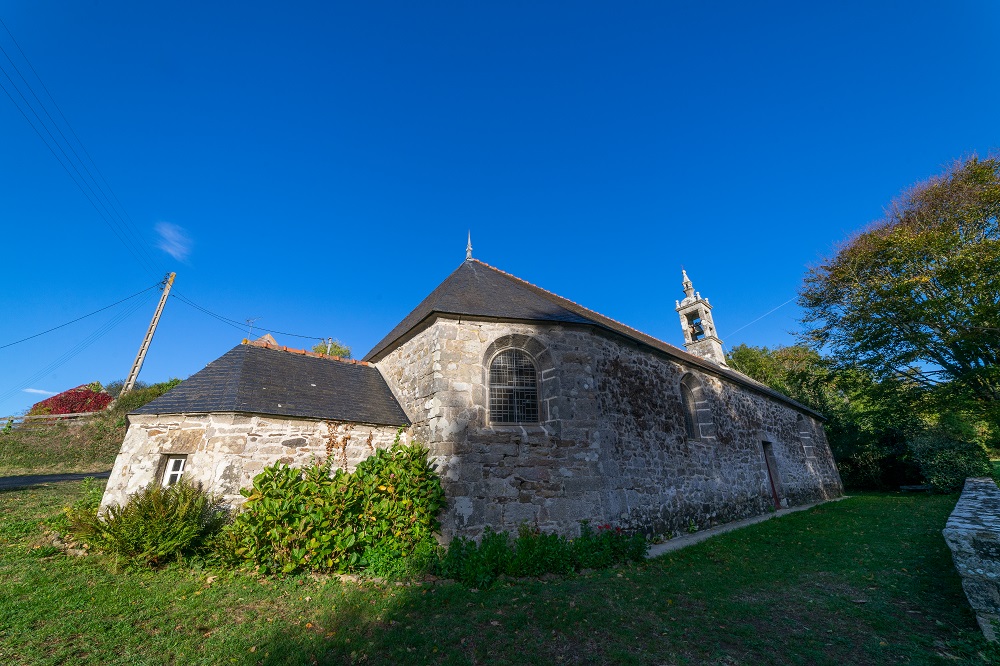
[121,272,176,396]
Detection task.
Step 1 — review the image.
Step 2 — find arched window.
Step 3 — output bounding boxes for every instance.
[489,349,539,424]
[797,414,816,458]
[680,382,698,439]
[679,373,713,441]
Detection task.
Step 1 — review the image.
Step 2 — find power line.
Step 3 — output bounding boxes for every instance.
[0,281,162,350]
[0,18,153,270]
[172,291,329,341]
[0,19,163,278]
[171,292,249,333]
[0,291,157,404]
[0,21,332,351]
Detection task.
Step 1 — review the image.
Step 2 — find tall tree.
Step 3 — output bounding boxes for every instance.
[727,344,925,488]
[800,155,1000,420]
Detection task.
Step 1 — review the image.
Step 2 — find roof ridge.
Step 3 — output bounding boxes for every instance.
[469,259,687,355]
[242,339,368,366]
[468,261,821,417]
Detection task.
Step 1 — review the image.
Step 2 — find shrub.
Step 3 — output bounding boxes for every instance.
[69,480,227,566]
[103,379,147,399]
[219,459,359,573]
[435,522,648,588]
[112,379,182,414]
[574,521,648,569]
[363,537,439,580]
[910,427,993,492]
[220,441,446,575]
[436,528,513,589]
[28,384,112,416]
[508,525,576,577]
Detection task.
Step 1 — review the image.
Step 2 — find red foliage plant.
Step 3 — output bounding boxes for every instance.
[28,383,112,416]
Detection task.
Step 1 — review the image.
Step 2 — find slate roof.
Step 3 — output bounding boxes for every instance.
[363,259,823,419]
[132,343,409,426]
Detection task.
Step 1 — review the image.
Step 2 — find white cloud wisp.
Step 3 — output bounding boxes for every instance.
[155,222,192,261]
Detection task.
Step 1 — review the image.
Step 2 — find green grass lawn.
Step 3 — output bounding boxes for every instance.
[1,481,995,665]
[0,418,123,476]
[0,382,179,476]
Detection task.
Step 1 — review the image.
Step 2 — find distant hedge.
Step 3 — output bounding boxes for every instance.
[112,379,182,414]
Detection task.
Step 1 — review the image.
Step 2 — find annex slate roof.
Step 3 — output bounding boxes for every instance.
[132,343,409,426]
[363,259,823,419]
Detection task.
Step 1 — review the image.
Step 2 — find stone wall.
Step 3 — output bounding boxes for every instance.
[375,317,843,539]
[943,477,1000,642]
[100,412,405,510]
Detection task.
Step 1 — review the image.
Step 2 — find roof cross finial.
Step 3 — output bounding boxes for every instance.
[466,230,473,261]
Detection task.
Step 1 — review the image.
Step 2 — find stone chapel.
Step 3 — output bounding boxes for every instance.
[101,248,843,538]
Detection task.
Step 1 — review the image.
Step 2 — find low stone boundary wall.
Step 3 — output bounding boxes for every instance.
[943,477,1000,642]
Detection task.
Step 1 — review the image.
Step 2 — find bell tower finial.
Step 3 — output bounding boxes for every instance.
[681,269,694,299]
[674,269,726,366]
[466,231,473,261]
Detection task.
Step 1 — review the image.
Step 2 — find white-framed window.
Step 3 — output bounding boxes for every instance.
[162,455,187,487]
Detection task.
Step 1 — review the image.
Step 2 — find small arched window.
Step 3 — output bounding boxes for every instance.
[680,382,698,439]
[680,373,713,441]
[797,414,816,458]
[489,349,539,424]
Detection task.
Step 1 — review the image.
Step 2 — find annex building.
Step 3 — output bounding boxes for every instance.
[101,249,843,538]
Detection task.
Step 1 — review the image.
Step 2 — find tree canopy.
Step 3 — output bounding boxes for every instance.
[727,343,925,488]
[312,339,352,359]
[799,155,1000,420]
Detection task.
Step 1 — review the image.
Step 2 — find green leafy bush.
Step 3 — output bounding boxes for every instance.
[910,413,995,493]
[69,480,227,566]
[220,441,445,575]
[436,528,513,589]
[910,427,993,492]
[436,522,647,588]
[363,538,439,580]
[573,521,649,569]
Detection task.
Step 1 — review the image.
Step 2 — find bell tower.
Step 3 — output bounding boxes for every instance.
[675,270,726,366]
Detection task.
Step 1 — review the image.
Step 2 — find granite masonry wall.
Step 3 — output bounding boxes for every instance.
[943,477,1000,642]
[101,413,405,510]
[375,317,843,539]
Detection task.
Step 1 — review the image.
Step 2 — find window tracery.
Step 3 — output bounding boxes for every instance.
[489,348,539,424]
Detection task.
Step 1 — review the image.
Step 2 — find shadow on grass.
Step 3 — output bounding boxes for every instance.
[159,495,1000,666]
[4,485,1000,666]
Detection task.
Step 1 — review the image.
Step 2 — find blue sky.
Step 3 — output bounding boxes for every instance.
[1,1,998,415]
